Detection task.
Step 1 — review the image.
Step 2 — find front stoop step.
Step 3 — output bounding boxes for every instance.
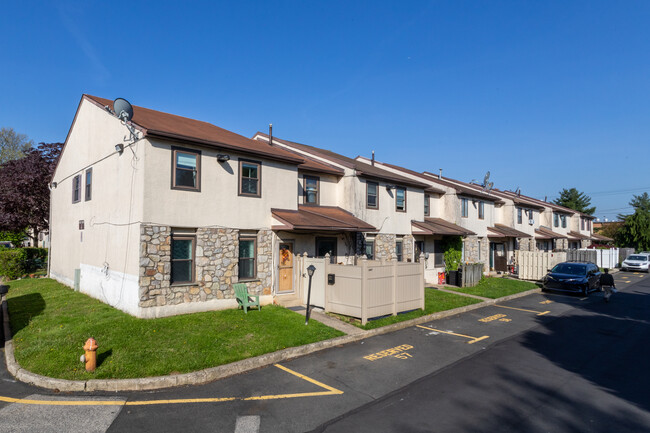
[274,294,303,308]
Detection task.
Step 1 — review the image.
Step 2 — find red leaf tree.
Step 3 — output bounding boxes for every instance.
[0,142,63,244]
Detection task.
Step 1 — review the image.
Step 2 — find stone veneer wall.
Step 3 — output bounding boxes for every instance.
[375,233,396,261]
[580,239,591,249]
[555,238,569,250]
[403,234,414,262]
[139,224,272,309]
[519,237,536,252]
[463,236,490,271]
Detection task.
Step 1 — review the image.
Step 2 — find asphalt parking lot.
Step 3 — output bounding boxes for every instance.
[1,270,647,433]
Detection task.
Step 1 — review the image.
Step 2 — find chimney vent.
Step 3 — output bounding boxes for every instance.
[371,150,375,166]
[438,168,442,179]
[269,124,273,145]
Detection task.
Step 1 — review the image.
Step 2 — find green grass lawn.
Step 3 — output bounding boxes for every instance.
[5,279,343,380]
[329,288,482,330]
[445,277,539,299]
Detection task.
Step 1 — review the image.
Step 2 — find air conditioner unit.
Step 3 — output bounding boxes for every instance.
[528,218,534,225]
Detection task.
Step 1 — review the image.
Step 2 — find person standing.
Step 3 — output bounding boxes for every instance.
[599,268,616,302]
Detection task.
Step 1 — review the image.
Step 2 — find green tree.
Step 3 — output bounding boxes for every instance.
[0,127,33,164]
[553,188,596,215]
[616,192,650,251]
[0,230,27,247]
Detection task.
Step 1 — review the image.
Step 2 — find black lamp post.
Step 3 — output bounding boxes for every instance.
[305,264,316,325]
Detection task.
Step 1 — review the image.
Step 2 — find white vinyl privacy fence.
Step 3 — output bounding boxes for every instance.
[516,251,567,281]
[299,257,425,325]
[566,248,620,269]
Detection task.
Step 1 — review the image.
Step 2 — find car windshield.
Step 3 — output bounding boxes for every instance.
[551,264,587,276]
[628,255,647,261]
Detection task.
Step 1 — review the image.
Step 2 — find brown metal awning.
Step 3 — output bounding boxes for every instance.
[567,231,592,241]
[591,233,613,242]
[535,226,566,240]
[271,206,376,232]
[488,224,531,238]
[411,218,475,236]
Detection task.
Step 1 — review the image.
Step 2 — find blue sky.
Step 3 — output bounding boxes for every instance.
[2,1,649,220]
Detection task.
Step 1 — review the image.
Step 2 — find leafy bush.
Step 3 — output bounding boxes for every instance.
[0,247,47,279]
[442,236,463,271]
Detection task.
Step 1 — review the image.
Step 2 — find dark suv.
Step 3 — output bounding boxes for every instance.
[542,262,601,296]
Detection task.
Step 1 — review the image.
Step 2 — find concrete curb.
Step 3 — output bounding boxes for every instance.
[3,288,541,392]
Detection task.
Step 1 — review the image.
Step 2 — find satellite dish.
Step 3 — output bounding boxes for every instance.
[113,98,134,122]
[483,171,491,186]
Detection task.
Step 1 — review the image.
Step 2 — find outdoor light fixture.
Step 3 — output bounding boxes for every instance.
[305,264,316,325]
[50,182,57,189]
[217,154,230,162]
[115,143,124,155]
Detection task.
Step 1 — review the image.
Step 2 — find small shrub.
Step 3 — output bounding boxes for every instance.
[0,250,27,280]
[0,248,48,279]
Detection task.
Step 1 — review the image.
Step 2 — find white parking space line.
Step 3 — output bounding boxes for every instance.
[234,415,261,433]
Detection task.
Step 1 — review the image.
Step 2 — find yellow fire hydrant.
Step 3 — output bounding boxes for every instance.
[80,338,98,372]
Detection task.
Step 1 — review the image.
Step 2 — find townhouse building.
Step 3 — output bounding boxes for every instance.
[50,94,601,317]
[252,133,437,265]
[51,96,375,317]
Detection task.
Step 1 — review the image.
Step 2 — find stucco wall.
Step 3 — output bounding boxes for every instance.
[511,206,539,237]
[456,196,494,238]
[349,177,425,235]
[50,98,144,314]
[297,173,338,206]
[142,139,299,229]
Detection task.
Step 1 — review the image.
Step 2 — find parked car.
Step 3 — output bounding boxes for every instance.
[542,262,602,296]
[0,241,14,249]
[621,254,650,272]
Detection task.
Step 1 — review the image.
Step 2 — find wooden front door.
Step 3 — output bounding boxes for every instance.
[278,242,294,293]
[494,243,507,272]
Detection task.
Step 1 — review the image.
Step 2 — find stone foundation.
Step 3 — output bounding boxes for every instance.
[139,224,272,310]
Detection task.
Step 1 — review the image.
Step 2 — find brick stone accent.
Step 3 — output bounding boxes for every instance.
[555,238,569,250]
[518,237,536,252]
[463,236,489,272]
[403,234,414,262]
[375,233,396,261]
[139,224,272,309]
